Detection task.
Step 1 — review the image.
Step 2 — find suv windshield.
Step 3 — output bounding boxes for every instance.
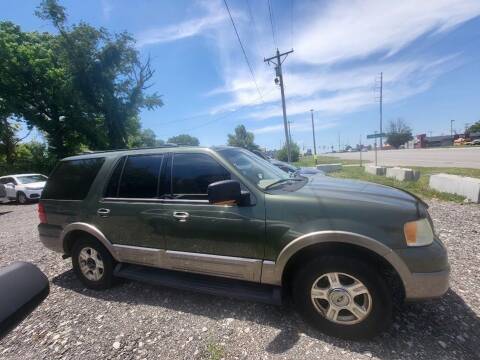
[218,148,290,189]
[16,175,47,184]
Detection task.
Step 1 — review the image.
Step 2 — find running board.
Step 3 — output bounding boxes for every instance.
[114,263,282,305]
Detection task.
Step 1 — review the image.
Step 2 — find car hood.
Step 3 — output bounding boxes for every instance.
[295,174,419,207]
[20,181,46,189]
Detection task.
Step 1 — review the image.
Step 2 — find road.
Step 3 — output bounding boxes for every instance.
[330,147,480,169]
[1,202,480,359]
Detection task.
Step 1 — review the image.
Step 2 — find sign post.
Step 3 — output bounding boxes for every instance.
[367,132,386,167]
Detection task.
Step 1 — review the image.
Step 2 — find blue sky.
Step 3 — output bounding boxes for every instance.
[2,0,480,151]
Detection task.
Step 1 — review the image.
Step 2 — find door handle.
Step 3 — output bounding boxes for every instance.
[97,208,111,217]
[173,211,189,222]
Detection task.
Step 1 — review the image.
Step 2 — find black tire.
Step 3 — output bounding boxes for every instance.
[17,192,28,204]
[72,237,115,290]
[292,256,392,340]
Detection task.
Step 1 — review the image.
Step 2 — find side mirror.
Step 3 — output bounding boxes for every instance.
[0,262,49,339]
[207,180,248,205]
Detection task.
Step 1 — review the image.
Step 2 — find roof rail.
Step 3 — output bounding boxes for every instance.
[78,143,179,155]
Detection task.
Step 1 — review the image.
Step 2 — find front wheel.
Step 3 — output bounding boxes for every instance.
[72,238,115,290]
[17,192,28,204]
[292,256,393,340]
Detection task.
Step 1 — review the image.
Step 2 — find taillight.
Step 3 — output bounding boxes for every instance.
[38,203,47,224]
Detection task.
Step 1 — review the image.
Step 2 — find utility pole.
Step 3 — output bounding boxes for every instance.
[379,72,383,149]
[338,133,341,152]
[450,119,455,144]
[374,72,384,149]
[310,109,317,160]
[287,120,293,144]
[265,48,294,162]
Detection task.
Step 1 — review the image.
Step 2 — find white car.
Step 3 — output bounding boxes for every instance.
[0,174,48,204]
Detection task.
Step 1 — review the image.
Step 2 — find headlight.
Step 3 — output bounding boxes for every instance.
[25,187,40,191]
[404,218,434,246]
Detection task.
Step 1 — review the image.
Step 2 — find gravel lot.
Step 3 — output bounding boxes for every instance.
[0,201,479,360]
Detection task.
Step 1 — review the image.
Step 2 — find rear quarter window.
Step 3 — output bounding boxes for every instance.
[42,158,105,200]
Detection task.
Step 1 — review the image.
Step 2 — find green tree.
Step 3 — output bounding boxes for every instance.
[277,142,300,162]
[467,121,480,133]
[227,125,259,151]
[168,134,199,146]
[386,118,413,149]
[129,128,161,147]
[36,0,163,149]
[0,21,101,158]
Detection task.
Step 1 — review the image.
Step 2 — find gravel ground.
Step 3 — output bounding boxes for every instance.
[0,200,479,360]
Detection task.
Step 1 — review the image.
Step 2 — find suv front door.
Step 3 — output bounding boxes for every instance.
[162,152,265,280]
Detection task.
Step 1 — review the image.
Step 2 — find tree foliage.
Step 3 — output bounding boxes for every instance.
[227,125,259,151]
[168,134,199,146]
[386,118,413,149]
[0,0,163,163]
[467,121,480,134]
[35,0,163,150]
[277,142,300,162]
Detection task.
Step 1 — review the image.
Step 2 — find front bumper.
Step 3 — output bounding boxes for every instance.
[391,238,450,300]
[24,188,43,199]
[404,268,450,300]
[38,224,63,253]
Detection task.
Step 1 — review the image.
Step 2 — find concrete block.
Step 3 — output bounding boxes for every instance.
[386,167,420,181]
[429,174,480,203]
[316,163,342,173]
[364,165,387,176]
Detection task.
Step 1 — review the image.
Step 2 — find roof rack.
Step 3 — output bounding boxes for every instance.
[78,143,179,155]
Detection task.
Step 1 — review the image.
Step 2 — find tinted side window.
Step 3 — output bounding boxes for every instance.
[172,153,230,195]
[42,158,105,200]
[118,155,163,198]
[104,157,126,197]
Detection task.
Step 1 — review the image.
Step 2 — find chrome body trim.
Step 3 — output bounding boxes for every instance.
[163,250,262,282]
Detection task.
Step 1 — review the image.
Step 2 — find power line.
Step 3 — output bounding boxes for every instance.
[267,0,278,49]
[223,0,264,103]
[290,0,294,49]
[180,88,276,133]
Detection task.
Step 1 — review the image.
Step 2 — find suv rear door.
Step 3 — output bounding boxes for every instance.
[92,154,166,250]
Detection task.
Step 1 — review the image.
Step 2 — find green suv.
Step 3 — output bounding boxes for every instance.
[38,146,449,339]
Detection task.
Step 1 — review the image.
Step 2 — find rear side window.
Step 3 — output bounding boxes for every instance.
[172,153,230,195]
[117,155,163,198]
[42,158,105,200]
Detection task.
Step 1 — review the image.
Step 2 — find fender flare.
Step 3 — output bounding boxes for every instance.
[261,230,411,289]
[60,222,120,261]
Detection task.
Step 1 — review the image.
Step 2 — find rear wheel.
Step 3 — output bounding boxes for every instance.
[17,192,28,204]
[292,256,392,340]
[72,238,115,290]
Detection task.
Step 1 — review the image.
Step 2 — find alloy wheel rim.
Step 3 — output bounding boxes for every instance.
[78,247,105,281]
[310,272,372,325]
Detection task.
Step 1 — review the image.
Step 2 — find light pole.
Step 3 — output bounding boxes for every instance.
[310,109,317,161]
[450,119,455,144]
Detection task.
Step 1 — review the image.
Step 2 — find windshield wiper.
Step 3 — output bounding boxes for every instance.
[265,178,303,190]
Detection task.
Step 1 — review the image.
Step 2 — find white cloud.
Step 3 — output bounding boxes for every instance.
[293,0,480,64]
[137,1,229,47]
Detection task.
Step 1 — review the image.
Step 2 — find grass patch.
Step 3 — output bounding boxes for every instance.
[295,155,369,167]
[203,341,225,360]
[329,165,478,203]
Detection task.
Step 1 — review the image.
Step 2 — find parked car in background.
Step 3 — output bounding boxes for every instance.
[0,174,48,204]
[0,184,7,204]
[251,150,323,177]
